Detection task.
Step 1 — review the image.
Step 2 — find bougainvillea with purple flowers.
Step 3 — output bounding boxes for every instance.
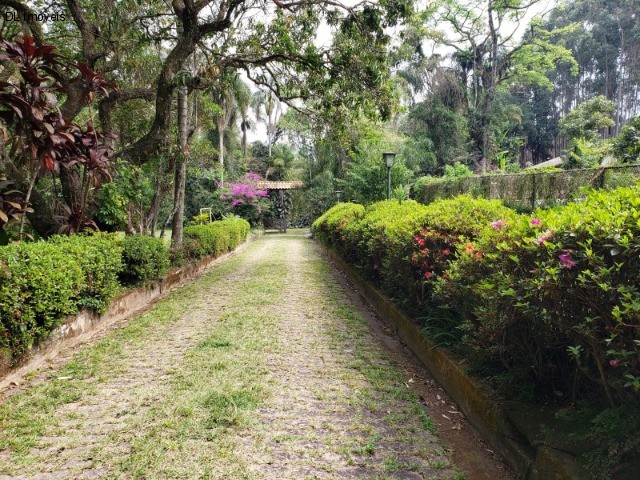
[219,172,268,225]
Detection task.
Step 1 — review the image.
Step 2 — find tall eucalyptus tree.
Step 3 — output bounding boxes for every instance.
[423,0,575,170]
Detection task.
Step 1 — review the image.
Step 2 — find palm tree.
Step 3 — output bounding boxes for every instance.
[234,79,252,158]
[211,72,237,185]
[251,89,282,159]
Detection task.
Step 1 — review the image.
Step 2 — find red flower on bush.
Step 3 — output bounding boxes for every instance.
[610,359,619,368]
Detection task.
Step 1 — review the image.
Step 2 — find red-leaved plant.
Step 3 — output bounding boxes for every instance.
[0,35,117,237]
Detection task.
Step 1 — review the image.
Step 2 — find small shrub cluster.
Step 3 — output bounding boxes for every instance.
[312,187,640,408]
[0,219,251,365]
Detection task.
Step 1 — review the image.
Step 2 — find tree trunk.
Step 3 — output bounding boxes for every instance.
[218,121,225,186]
[242,120,248,158]
[481,0,499,174]
[4,160,58,237]
[171,83,189,247]
[615,18,625,135]
[146,156,167,236]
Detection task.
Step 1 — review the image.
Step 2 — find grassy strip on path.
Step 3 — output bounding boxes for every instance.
[231,233,464,480]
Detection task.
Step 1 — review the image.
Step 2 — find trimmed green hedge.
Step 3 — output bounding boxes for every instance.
[183,216,250,260]
[308,202,364,251]
[312,189,640,406]
[0,234,122,358]
[0,241,85,357]
[0,219,250,366]
[119,235,170,286]
[49,234,123,312]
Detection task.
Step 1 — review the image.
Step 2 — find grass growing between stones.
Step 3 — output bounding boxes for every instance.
[313,257,442,432]
[239,247,463,480]
[104,258,286,479]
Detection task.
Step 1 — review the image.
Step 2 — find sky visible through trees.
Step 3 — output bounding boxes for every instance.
[0,0,639,240]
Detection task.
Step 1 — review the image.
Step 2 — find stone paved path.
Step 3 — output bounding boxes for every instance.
[0,232,482,479]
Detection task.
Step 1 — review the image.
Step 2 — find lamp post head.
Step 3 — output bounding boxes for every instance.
[383,152,397,168]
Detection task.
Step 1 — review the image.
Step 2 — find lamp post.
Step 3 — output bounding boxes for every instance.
[383,152,396,200]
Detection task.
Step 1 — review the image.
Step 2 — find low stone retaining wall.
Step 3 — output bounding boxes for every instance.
[0,236,255,392]
[321,245,580,480]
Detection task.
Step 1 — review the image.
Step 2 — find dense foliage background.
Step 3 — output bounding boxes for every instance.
[0,0,639,241]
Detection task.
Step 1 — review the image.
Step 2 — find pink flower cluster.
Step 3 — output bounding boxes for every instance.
[414,234,426,248]
[530,218,541,227]
[227,183,268,200]
[536,229,554,245]
[558,249,576,269]
[245,171,262,183]
[491,219,507,231]
[221,172,268,207]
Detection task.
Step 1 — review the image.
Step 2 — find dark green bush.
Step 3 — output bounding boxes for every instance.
[119,235,170,286]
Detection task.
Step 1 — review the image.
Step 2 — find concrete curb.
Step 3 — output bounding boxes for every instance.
[320,245,581,480]
[0,234,257,393]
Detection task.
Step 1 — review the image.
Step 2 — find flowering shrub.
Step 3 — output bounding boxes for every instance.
[348,200,430,277]
[312,196,517,313]
[406,196,518,299]
[314,187,640,408]
[435,185,640,405]
[219,172,268,226]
